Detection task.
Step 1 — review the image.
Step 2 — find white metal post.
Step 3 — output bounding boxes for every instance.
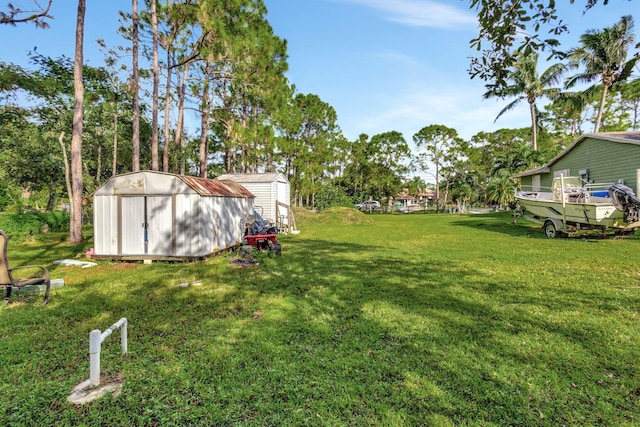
[121,318,128,355]
[560,174,567,228]
[88,318,128,388]
[89,330,102,387]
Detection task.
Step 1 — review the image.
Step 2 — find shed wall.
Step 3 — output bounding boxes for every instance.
[213,196,252,250]
[247,182,275,220]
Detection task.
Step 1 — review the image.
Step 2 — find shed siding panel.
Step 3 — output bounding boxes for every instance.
[201,198,217,253]
[94,196,118,255]
[175,195,201,256]
[214,197,245,250]
[247,183,274,220]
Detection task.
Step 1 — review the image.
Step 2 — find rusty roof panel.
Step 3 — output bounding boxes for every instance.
[179,175,254,198]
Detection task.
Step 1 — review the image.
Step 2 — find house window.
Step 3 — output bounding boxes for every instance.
[532,175,540,191]
[554,169,570,178]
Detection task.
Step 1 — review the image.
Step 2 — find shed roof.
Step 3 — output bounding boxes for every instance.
[94,171,254,198]
[180,175,254,197]
[513,132,640,178]
[217,172,288,184]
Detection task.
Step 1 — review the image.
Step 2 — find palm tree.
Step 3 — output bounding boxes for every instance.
[565,15,638,133]
[483,51,565,151]
[486,172,515,210]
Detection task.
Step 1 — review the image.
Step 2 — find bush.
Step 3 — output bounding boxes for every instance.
[315,185,354,212]
[0,211,70,236]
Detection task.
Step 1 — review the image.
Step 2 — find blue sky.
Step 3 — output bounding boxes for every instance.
[1,0,637,145]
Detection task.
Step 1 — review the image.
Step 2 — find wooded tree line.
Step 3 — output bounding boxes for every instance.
[0,1,638,238]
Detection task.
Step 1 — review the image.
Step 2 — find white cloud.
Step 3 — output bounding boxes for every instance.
[342,82,531,144]
[373,51,423,69]
[334,0,476,29]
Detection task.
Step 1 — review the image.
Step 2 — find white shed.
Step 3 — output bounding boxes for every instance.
[92,171,254,260]
[217,173,292,232]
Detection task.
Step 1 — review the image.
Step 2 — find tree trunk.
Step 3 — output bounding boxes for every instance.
[150,0,159,171]
[112,102,118,176]
[594,83,609,133]
[162,51,173,172]
[435,163,440,213]
[46,186,56,212]
[199,62,212,178]
[529,100,537,151]
[70,0,85,243]
[131,0,140,171]
[96,145,102,184]
[58,132,73,215]
[174,63,190,175]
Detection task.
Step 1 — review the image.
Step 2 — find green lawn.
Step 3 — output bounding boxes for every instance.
[1,210,639,426]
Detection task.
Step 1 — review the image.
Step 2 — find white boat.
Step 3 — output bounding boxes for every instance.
[514,176,640,237]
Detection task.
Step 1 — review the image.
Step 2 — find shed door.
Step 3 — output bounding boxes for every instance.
[121,196,173,256]
[147,196,172,255]
[121,197,145,255]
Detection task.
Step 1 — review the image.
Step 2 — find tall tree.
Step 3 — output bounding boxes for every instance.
[413,125,462,213]
[277,92,341,206]
[150,0,159,170]
[70,0,85,243]
[566,15,638,132]
[159,0,193,173]
[483,51,565,150]
[131,0,140,171]
[367,131,410,203]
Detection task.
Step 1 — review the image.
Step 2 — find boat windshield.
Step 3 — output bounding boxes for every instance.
[552,176,583,200]
[552,177,582,191]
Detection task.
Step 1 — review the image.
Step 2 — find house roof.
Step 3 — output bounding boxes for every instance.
[396,194,415,200]
[217,172,288,184]
[513,132,640,178]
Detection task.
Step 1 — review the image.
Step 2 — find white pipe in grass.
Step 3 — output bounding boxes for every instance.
[89,318,128,387]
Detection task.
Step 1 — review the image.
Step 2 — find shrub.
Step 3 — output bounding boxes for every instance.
[0,211,70,236]
[315,185,353,212]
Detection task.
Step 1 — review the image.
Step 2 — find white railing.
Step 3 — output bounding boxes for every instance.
[89,318,128,387]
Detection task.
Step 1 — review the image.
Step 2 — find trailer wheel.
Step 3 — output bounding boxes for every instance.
[543,220,559,238]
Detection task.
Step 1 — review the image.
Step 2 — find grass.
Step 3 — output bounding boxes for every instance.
[1,210,639,426]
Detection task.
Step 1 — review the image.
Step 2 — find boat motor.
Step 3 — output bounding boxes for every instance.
[608,184,640,223]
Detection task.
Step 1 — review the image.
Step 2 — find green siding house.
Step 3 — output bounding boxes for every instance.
[515,132,640,194]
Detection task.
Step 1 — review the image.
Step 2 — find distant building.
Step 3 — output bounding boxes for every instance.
[418,188,436,205]
[394,188,436,207]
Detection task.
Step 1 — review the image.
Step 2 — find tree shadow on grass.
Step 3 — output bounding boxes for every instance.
[1,235,638,425]
[451,212,640,242]
[449,212,546,239]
